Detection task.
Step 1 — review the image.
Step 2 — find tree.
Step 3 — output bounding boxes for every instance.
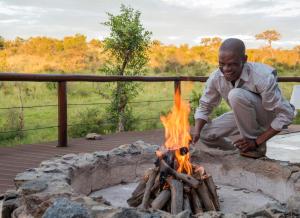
[0,36,4,50]
[255,30,281,48]
[101,5,152,132]
[200,37,222,48]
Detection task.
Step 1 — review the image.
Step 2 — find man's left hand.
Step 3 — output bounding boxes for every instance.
[233,138,257,152]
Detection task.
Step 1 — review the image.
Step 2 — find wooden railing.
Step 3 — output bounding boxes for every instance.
[1,73,299,147]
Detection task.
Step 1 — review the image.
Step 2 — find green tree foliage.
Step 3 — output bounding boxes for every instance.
[101,4,152,132]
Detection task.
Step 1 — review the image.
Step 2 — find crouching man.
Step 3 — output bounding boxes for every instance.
[192,38,295,158]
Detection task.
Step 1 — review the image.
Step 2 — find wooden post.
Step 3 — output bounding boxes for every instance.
[174,80,181,95]
[58,81,67,147]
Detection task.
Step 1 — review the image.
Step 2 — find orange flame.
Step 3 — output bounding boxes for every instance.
[160,88,192,175]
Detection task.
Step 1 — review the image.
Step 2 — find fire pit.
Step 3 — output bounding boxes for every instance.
[2,141,300,217]
[127,89,220,215]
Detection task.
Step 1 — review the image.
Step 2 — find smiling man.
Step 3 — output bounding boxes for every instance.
[192,38,295,158]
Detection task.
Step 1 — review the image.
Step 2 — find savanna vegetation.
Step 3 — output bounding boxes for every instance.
[0,6,299,147]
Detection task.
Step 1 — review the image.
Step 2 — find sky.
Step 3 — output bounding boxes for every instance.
[0,0,300,49]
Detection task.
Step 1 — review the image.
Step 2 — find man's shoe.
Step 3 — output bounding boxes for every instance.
[240,143,266,159]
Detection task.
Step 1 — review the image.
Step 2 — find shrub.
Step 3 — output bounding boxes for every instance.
[0,109,24,141]
[68,107,107,138]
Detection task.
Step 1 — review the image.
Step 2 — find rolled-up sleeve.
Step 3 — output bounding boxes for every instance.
[194,75,221,122]
[259,75,295,131]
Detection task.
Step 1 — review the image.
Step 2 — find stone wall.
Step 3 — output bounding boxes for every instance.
[2,141,300,217]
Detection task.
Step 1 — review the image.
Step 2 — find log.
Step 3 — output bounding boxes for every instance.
[168,178,183,215]
[160,159,199,188]
[191,188,203,214]
[150,173,160,194]
[151,190,171,210]
[196,182,216,211]
[183,194,192,214]
[205,175,220,210]
[132,180,146,197]
[127,191,144,207]
[140,168,158,209]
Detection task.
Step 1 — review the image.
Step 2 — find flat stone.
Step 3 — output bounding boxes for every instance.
[287,195,300,215]
[86,133,103,140]
[20,180,48,195]
[42,198,91,218]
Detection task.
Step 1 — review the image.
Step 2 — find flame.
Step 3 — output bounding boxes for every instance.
[160,88,192,175]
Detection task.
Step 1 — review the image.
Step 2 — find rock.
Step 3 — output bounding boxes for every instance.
[86,133,103,140]
[287,195,300,215]
[3,189,19,201]
[194,211,222,218]
[20,180,48,195]
[246,203,287,218]
[223,213,247,218]
[1,190,20,218]
[175,210,192,218]
[42,198,91,218]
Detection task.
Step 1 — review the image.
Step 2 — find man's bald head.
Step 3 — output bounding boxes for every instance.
[218,38,247,82]
[219,38,246,58]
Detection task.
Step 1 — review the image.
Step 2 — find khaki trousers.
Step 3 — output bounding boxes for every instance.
[200,88,275,149]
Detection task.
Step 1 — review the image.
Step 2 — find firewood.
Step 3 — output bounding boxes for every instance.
[160,159,199,188]
[150,173,160,194]
[132,180,146,197]
[140,167,158,209]
[183,194,192,214]
[205,175,220,210]
[196,182,216,211]
[168,178,183,215]
[127,191,144,207]
[191,188,203,214]
[183,185,191,194]
[150,190,171,210]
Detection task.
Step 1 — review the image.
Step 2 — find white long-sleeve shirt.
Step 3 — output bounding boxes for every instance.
[194,62,295,131]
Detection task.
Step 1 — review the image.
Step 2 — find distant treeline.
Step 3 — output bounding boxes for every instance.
[0,34,299,75]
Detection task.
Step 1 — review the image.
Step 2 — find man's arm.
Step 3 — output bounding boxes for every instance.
[234,127,280,152]
[256,127,280,146]
[192,118,207,144]
[193,73,221,144]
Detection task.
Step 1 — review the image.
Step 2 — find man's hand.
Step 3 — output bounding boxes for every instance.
[233,138,257,152]
[192,118,207,145]
[191,132,200,145]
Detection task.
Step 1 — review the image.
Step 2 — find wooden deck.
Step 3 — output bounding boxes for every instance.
[0,129,165,194]
[0,125,300,195]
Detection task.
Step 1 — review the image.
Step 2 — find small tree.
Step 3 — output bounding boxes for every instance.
[255,29,281,48]
[0,36,4,50]
[101,5,152,132]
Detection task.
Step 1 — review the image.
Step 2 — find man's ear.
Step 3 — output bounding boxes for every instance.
[243,55,248,63]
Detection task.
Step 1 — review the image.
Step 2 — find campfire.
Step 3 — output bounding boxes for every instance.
[127,89,220,215]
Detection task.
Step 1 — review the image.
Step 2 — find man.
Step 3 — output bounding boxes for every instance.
[192,38,295,158]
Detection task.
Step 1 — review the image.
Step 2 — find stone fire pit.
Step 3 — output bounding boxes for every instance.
[2,141,300,217]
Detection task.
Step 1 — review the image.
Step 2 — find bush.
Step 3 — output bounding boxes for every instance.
[0,109,24,141]
[68,107,107,138]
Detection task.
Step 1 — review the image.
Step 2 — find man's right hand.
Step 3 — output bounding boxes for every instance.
[191,118,207,145]
[191,132,200,145]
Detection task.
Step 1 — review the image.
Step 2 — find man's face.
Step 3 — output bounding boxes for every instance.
[218,50,246,82]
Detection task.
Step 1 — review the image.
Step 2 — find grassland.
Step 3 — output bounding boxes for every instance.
[0,71,299,147]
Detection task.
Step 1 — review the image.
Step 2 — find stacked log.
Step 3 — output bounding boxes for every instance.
[127,158,220,215]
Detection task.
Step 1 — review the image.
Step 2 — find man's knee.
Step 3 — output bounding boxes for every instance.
[228,88,249,107]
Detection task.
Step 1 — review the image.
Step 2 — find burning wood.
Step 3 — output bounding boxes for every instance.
[127,89,220,215]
